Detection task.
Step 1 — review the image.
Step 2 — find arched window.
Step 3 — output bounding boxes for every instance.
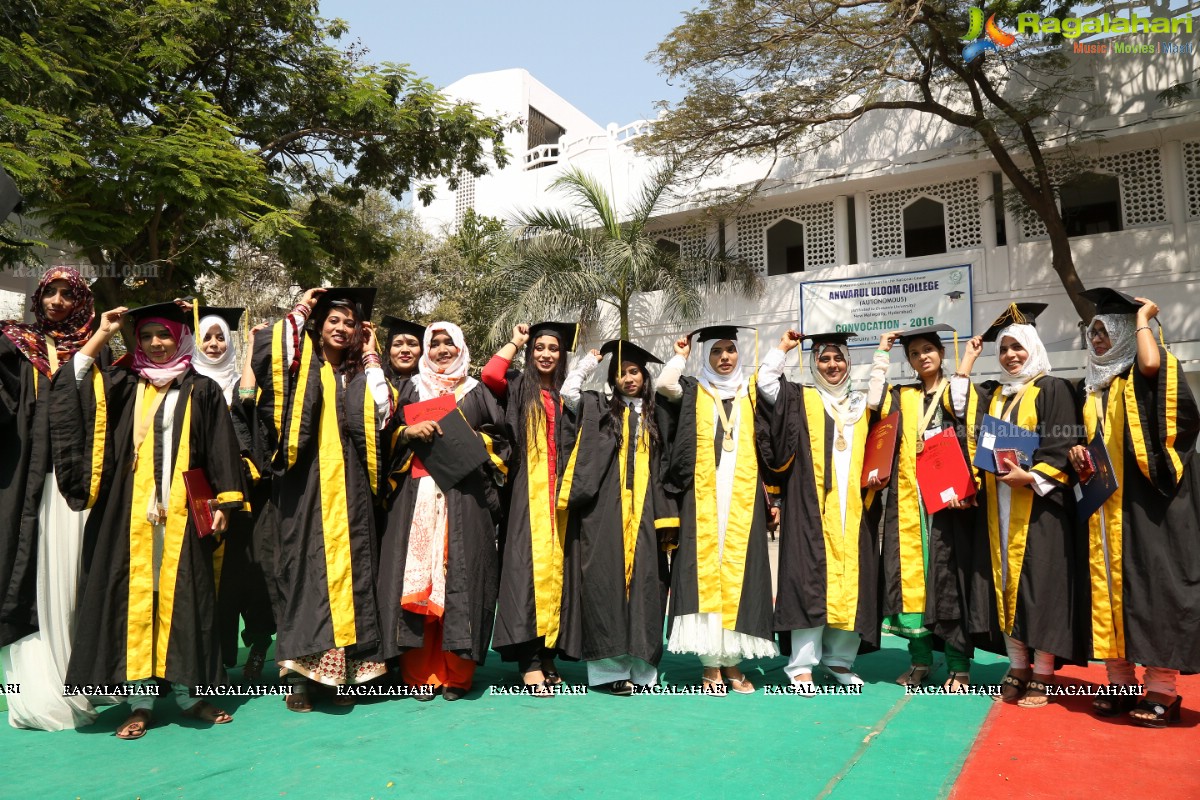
[1060,172,1122,237]
[766,218,805,275]
[903,196,947,257]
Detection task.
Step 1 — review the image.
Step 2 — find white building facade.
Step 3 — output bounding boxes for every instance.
[416,37,1200,392]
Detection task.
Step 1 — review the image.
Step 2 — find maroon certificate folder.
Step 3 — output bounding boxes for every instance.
[861,412,900,488]
[915,428,976,513]
[182,468,217,537]
[403,394,458,479]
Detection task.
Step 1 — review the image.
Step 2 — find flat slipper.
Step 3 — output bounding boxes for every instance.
[181,700,233,724]
[115,709,152,740]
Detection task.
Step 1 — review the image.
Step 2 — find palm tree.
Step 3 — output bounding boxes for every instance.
[487,162,759,343]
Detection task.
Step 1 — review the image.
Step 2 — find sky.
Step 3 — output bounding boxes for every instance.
[318,0,697,127]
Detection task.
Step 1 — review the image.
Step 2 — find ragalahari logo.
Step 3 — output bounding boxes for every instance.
[961,8,1016,62]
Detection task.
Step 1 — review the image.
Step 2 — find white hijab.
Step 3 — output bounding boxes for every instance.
[809,341,866,424]
[1085,313,1138,394]
[415,321,478,401]
[994,323,1053,396]
[191,315,240,404]
[698,337,748,399]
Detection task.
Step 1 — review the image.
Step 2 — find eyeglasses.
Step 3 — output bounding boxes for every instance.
[1086,328,1109,341]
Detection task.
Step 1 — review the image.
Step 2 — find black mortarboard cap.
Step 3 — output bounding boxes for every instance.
[197,306,244,332]
[689,324,746,343]
[381,316,426,344]
[528,321,579,352]
[980,303,1047,343]
[803,331,853,349]
[599,339,663,382]
[1079,287,1144,316]
[125,301,191,330]
[898,322,956,345]
[312,287,376,324]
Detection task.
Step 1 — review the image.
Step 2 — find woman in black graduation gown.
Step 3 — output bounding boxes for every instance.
[1071,288,1200,727]
[867,323,991,692]
[382,316,424,391]
[0,266,101,730]
[557,340,676,695]
[481,321,579,693]
[250,288,391,711]
[50,301,246,739]
[956,304,1084,708]
[657,326,777,695]
[377,322,508,700]
[190,309,278,683]
[757,330,880,694]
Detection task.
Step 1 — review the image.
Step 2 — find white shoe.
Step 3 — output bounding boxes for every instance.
[790,674,817,697]
[823,665,864,686]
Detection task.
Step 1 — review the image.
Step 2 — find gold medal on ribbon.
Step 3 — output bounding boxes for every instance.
[722,433,735,452]
[835,434,848,452]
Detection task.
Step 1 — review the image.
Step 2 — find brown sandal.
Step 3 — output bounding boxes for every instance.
[115,708,152,740]
[181,700,233,724]
[285,692,313,712]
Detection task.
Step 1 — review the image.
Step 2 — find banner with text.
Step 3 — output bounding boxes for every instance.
[799,265,973,348]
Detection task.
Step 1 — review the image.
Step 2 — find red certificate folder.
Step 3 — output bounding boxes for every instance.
[915,428,976,514]
[861,412,900,488]
[403,395,458,479]
[182,468,217,538]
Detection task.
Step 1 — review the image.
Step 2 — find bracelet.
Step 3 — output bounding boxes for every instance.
[362,353,382,367]
[1135,325,1152,334]
[292,303,311,318]
[507,340,522,349]
[237,387,256,398]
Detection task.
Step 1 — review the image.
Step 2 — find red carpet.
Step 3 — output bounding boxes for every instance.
[951,663,1200,798]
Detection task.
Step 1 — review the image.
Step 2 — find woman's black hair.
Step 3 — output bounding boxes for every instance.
[308,299,365,377]
[605,363,660,450]
[518,333,568,451]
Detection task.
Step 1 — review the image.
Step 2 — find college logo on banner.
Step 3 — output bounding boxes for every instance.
[799,265,974,348]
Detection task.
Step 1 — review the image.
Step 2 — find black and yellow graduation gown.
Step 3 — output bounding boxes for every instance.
[662,377,774,643]
[976,375,1086,660]
[877,380,993,656]
[250,323,384,665]
[49,365,245,686]
[0,338,105,645]
[1080,349,1200,671]
[757,379,880,646]
[214,392,279,666]
[556,391,675,665]
[492,372,579,659]
[376,380,509,663]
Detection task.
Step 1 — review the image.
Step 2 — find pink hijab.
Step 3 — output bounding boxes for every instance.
[131,316,194,387]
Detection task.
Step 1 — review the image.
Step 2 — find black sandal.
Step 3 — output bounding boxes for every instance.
[1000,672,1029,703]
[243,642,269,682]
[895,664,931,688]
[1092,685,1138,717]
[1130,695,1182,728]
[1018,678,1050,708]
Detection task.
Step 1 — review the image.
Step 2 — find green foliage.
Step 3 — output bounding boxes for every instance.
[0,0,511,306]
[487,163,759,343]
[646,0,1116,319]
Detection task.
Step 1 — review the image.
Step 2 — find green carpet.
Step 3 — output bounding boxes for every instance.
[0,636,1004,800]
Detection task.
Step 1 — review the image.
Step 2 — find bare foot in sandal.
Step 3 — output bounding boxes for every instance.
[182,700,233,724]
[116,708,152,740]
[1017,674,1053,708]
[1000,667,1031,703]
[701,667,726,695]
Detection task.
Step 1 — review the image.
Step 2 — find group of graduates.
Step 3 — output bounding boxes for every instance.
[1,267,1198,742]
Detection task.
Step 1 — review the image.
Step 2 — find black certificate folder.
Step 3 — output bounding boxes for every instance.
[1074,431,1118,523]
[409,408,490,490]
